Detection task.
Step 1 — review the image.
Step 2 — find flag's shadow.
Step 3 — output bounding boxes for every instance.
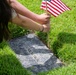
[52,32,76,57]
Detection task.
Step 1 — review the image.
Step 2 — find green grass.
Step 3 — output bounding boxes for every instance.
[0,42,31,75]
[9,23,30,38]
[38,63,76,75]
[0,0,76,75]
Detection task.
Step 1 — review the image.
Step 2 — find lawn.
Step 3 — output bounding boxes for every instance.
[0,0,76,75]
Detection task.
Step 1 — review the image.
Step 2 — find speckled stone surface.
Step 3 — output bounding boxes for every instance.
[8,33,63,74]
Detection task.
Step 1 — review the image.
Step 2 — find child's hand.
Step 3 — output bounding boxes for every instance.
[42,19,51,32]
[37,13,51,24]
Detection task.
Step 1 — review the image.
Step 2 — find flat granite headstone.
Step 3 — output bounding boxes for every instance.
[8,33,63,75]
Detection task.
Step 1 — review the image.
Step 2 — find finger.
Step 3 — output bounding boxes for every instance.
[46,15,51,19]
[43,20,50,24]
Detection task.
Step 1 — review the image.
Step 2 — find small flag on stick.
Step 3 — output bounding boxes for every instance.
[41,0,70,17]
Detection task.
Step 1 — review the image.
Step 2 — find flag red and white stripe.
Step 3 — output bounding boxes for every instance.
[41,0,70,17]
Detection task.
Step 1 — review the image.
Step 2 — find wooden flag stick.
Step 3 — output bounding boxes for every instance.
[45,0,50,48]
[45,0,50,14]
[45,0,47,12]
[45,0,48,13]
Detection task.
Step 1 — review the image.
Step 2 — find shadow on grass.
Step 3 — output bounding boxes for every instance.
[37,32,49,47]
[52,32,76,57]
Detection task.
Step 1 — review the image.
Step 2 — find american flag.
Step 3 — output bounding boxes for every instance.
[41,0,70,17]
